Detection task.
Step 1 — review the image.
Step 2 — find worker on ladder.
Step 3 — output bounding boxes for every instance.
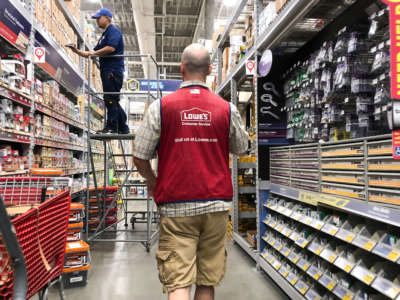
[70,8,130,134]
[133,44,248,300]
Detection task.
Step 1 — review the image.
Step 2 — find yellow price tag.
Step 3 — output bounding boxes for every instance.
[270,240,276,246]
[363,274,374,284]
[278,207,285,213]
[345,234,355,242]
[283,271,288,278]
[271,223,277,228]
[284,250,290,257]
[314,273,321,280]
[296,215,301,220]
[274,264,280,270]
[285,231,291,237]
[306,218,312,225]
[278,226,284,232]
[277,245,283,251]
[344,265,353,273]
[291,278,298,285]
[301,241,308,248]
[329,228,338,235]
[293,257,300,264]
[327,282,335,291]
[343,292,353,300]
[329,255,337,263]
[300,287,307,294]
[388,250,400,262]
[268,257,275,264]
[303,264,310,271]
[316,223,323,230]
[263,253,268,259]
[315,248,322,255]
[364,241,375,251]
[267,202,272,208]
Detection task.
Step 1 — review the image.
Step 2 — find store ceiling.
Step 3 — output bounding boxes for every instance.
[82,0,215,80]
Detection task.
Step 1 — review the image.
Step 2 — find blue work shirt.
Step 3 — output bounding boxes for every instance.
[94,24,124,74]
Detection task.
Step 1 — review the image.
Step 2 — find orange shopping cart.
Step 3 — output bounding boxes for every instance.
[0,170,72,300]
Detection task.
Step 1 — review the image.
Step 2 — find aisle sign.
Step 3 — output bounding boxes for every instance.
[381,0,400,99]
[0,0,31,52]
[246,60,256,75]
[34,47,45,63]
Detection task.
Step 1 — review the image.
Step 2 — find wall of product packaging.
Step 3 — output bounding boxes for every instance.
[261,190,400,300]
[284,8,390,143]
[0,0,105,194]
[211,0,400,298]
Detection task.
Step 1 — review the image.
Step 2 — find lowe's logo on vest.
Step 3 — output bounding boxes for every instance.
[181,108,212,126]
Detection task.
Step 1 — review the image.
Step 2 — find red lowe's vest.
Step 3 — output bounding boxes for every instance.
[155,85,233,205]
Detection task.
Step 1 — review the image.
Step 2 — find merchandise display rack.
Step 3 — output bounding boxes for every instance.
[0,0,104,196]
[213,0,400,299]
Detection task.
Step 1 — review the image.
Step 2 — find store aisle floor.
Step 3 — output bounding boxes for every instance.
[50,241,288,300]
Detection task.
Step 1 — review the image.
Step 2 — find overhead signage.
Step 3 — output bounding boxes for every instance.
[0,0,31,52]
[34,47,45,63]
[127,79,182,93]
[381,0,400,99]
[34,30,83,95]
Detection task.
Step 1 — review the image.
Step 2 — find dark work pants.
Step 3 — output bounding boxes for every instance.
[100,71,129,132]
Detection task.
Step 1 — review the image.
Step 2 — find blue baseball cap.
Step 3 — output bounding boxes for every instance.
[92,8,113,19]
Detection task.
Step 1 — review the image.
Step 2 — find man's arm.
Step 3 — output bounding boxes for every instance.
[132,157,157,197]
[69,45,115,58]
[132,99,161,197]
[229,103,249,156]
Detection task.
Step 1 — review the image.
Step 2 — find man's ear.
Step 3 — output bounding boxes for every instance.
[180,63,185,75]
[207,64,212,76]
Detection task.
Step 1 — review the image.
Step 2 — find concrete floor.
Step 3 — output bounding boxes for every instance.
[48,240,288,300]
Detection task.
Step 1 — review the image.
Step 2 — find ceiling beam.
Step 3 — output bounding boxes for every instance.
[131,0,157,79]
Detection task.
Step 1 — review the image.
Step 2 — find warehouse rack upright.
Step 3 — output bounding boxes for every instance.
[211,0,400,299]
[85,54,160,252]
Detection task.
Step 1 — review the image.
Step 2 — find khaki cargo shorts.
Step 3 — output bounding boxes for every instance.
[156,211,229,293]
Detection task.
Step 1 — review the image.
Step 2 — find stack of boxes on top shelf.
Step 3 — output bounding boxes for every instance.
[34,0,80,68]
[63,202,91,288]
[88,187,119,233]
[64,0,82,26]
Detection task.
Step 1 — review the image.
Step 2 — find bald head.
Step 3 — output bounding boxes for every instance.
[181,44,211,77]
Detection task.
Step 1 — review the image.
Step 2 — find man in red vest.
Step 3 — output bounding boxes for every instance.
[133,43,248,300]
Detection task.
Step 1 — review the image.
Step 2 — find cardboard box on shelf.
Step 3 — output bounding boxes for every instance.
[275,0,287,13]
[222,47,230,68]
[212,25,225,49]
[247,230,257,248]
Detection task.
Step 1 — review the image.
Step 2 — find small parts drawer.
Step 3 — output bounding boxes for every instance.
[291,148,318,159]
[291,160,319,169]
[321,183,365,200]
[291,179,319,192]
[322,172,364,185]
[321,158,364,170]
[271,161,290,168]
[369,189,400,205]
[368,174,400,189]
[321,143,364,158]
[291,170,319,181]
[271,169,290,178]
[271,177,290,186]
[368,157,400,171]
[368,140,392,156]
[270,150,290,160]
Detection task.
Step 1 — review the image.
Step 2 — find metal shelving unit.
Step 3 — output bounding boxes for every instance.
[0,0,102,195]
[213,0,398,298]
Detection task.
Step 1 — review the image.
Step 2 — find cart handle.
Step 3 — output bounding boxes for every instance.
[0,196,27,300]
